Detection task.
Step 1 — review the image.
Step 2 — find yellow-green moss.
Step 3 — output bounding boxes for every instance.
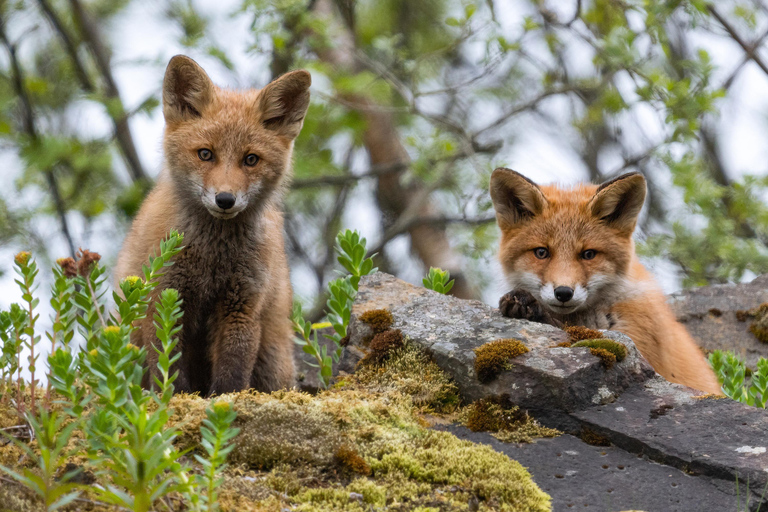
[354,341,460,413]
[359,309,394,334]
[572,338,627,362]
[464,396,560,444]
[474,339,530,383]
[564,325,603,343]
[2,354,550,512]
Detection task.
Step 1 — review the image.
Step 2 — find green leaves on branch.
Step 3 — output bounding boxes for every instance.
[423,267,455,294]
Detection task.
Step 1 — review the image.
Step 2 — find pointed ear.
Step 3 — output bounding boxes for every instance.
[163,55,215,122]
[490,168,548,229]
[258,70,311,139]
[589,172,646,233]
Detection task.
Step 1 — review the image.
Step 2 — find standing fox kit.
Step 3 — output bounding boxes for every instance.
[115,55,310,395]
[490,168,720,394]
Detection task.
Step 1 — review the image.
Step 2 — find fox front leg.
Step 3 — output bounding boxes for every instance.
[498,289,563,328]
[207,296,261,396]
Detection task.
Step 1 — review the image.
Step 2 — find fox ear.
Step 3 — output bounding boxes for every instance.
[258,70,311,139]
[490,168,547,229]
[163,55,214,122]
[589,172,646,233]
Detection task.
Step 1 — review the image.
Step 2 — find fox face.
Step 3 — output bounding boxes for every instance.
[490,169,647,315]
[161,55,310,219]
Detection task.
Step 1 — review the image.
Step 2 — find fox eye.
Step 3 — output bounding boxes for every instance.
[533,247,549,259]
[198,149,213,161]
[244,154,260,166]
[581,249,597,260]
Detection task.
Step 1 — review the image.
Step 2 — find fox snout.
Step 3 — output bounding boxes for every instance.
[201,187,251,219]
[539,282,588,313]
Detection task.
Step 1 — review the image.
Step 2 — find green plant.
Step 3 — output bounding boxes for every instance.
[293,229,377,387]
[0,408,81,511]
[423,267,455,294]
[193,401,240,511]
[709,350,768,408]
[0,229,241,511]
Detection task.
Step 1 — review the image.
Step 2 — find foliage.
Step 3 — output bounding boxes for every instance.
[422,266,455,294]
[1,0,767,309]
[0,231,241,511]
[710,350,768,408]
[293,229,377,388]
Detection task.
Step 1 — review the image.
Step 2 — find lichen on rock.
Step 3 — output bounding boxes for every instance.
[474,338,530,383]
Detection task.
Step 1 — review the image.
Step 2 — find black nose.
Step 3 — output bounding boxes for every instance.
[215,192,236,210]
[554,286,574,303]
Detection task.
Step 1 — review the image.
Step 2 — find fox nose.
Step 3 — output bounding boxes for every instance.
[554,286,574,303]
[215,192,236,210]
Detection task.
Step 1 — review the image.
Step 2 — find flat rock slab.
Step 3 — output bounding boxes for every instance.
[439,426,750,512]
[351,273,654,414]
[670,274,768,368]
[574,376,768,503]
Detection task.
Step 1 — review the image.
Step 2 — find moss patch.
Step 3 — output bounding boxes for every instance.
[474,339,530,383]
[355,341,460,413]
[580,427,611,446]
[361,329,405,365]
[564,325,603,343]
[1,342,551,512]
[589,348,616,369]
[572,338,627,362]
[359,309,394,334]
[464,396,560,444]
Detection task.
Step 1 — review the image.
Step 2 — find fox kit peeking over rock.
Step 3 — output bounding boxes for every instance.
[115,55,310,395]
[490,168,720,394]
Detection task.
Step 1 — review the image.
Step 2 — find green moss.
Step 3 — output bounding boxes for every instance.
[572,338,627,362]
[464,396,560,444]
[474,339,530,383]
[359,309,394,334]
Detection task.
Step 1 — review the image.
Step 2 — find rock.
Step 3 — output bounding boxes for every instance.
[350,273,654,426]
[670,274,768,368]
[348,272,768,507]
[440,426,746,512]
[574,376,768,498]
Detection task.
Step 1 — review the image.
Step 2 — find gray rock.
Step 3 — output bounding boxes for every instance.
[575,376,768,499]
[440,426,754,512]
[351,272,654,420]
[670,274,768,368]
[350,272,768,506]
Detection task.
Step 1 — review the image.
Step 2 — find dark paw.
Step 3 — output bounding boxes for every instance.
[499,290,552,324]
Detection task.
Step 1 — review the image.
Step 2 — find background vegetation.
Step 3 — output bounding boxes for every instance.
[1,0,768,317]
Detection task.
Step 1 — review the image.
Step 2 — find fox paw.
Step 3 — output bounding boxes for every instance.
[499,290,554,324]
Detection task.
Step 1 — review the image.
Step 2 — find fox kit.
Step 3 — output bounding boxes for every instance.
[490,168,720,394]
[115,55,310,395]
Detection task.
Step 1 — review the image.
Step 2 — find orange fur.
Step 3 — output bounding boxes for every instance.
[115,56,310,395]
[490,168,720,394]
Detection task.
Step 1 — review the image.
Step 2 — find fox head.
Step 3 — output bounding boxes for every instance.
[161,55,311,219]
[490,168,647,315]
